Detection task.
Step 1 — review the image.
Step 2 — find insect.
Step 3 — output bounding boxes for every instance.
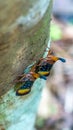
[14,49,66,96]
[14,72,40,96]
[14,71,47,96]
[33,50,66,77]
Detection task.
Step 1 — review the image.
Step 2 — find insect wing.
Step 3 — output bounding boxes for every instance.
[16,80,34,96]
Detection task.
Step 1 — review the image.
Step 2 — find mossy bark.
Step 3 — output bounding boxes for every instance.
[0,0,53,130]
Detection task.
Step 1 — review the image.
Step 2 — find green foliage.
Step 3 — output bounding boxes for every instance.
[50,23,62,41]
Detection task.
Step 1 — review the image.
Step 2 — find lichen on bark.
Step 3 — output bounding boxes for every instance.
[0,0,53,130]
[0,0,52,96]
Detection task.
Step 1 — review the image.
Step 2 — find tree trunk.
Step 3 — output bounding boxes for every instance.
[0,0,53,130]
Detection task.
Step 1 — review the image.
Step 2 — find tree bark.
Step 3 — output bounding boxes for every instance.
[0,0,53,130]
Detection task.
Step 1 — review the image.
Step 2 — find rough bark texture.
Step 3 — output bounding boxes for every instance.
[0,0,52,96]
[0,0,52,130]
